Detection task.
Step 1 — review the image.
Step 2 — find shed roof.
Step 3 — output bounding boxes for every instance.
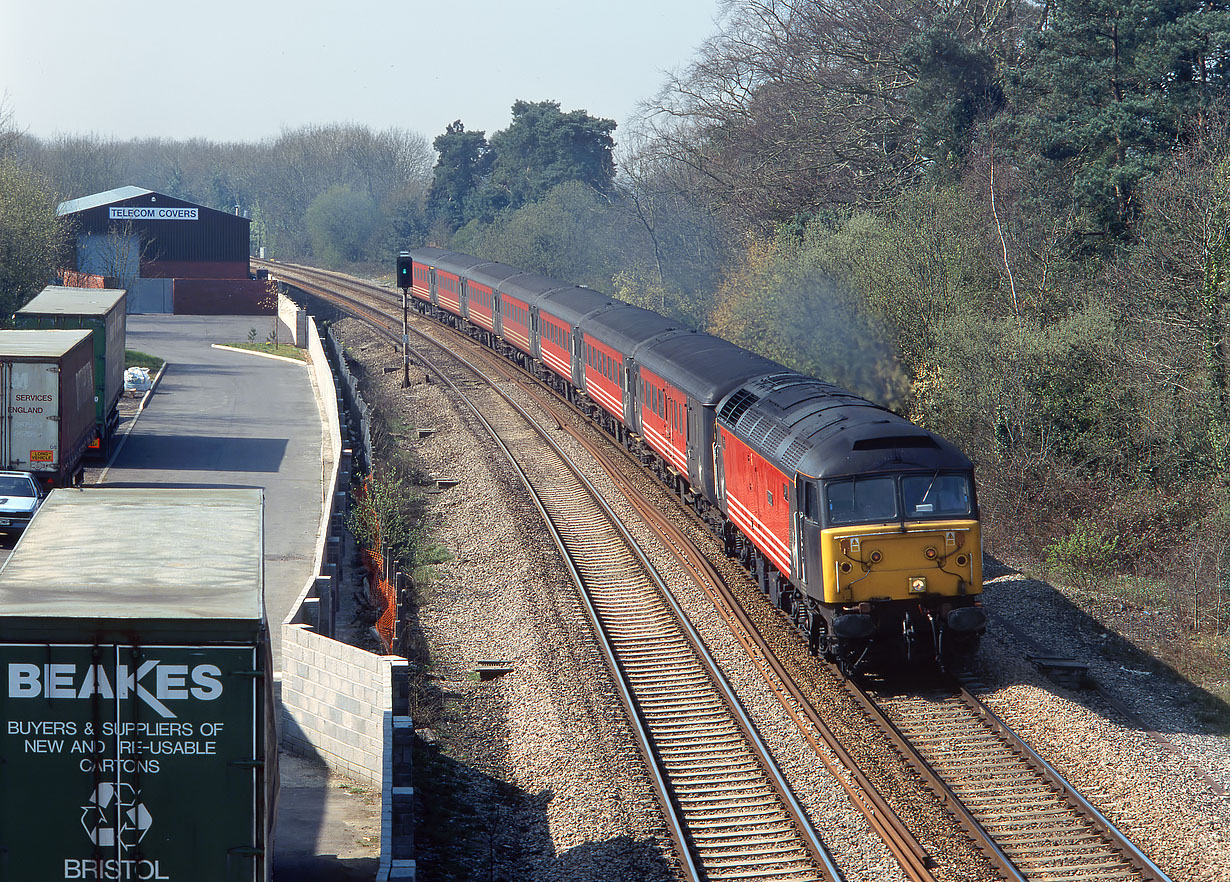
[57,186,153,216]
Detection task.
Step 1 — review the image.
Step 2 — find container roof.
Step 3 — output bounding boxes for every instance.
[0,328,92,357]
[0,488,265,626]
[56,186,153,216]
[18,286,127,316]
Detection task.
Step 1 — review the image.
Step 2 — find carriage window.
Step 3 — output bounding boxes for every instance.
[825,477,898,525]
[903,473,971,517]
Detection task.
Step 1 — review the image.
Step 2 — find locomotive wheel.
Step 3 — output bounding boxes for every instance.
[903,610,938,665]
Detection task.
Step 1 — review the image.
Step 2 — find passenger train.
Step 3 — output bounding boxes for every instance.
[398,248,986,674]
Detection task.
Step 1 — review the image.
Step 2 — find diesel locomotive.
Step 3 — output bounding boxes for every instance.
[398,248,986,674]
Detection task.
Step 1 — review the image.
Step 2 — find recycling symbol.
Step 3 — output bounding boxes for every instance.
[80,783,152,849]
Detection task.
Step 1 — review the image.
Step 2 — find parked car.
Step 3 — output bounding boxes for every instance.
[0,471,43,534]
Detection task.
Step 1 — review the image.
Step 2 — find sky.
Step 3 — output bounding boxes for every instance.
[1,0,722,146]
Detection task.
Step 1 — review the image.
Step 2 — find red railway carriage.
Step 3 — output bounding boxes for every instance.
[436,270,463,316]
[409,248,485,313]
[638,366,689,475]
[410,260,432,303]
[467,278,496,330]
[538,310,572,381]
[537,286,616,388]
[498,292,533,354]
[580,304,677,428]
[409,247,456,303]
[497,273,572,359]
[633,332,784,505]
[462,260,521,334]
[580,333,626,421]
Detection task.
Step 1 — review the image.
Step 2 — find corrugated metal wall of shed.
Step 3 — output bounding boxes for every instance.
[62,190,250,266]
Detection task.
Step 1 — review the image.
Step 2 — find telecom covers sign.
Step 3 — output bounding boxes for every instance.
[1,644,258,881]
[108,207,198,221]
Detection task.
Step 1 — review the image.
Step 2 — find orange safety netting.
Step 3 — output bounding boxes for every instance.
[354,477,397,648]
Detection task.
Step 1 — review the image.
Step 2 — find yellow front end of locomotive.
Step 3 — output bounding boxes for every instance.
[820,520,982,604]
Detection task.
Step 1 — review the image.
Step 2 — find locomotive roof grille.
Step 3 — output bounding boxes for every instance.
[719,388,760,424]
[781,437,809,471]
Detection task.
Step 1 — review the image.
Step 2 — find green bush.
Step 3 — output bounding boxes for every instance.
[1044,517,1121,583]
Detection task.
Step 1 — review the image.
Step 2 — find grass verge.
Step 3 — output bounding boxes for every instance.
[224,341,308,361]
[125,349,164,370]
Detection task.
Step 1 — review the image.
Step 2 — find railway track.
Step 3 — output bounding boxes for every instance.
[260,258,1176,882]
[849,674,1172,882]
[262,262,838,881]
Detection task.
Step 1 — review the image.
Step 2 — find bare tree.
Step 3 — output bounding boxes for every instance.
[638,0,1028,231]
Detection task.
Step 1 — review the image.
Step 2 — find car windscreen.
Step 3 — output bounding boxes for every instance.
[0,477,34,496]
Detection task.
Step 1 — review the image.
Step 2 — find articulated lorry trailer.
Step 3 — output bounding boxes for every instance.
[0,329,96,487]
[0,488,277,881]
[14,286,127,458]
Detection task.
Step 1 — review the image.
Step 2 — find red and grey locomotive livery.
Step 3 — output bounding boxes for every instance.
[713,373,984,672]
[400,247,986,673]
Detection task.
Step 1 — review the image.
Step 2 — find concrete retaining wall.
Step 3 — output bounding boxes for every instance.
[279,314,416,878]
[281,624,406,785]
[278,294,309,347]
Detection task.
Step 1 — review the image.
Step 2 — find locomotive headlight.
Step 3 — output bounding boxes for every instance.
[909,577,927,593]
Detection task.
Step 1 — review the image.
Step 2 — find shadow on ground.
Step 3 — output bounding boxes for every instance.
[977,554,1230,736]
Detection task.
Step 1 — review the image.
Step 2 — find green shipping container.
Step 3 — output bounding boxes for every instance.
[15,286,127,457]
[0,488,276,881]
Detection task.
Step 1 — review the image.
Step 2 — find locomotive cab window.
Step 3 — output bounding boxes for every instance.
[804,481,820,521]
[903,473,971,518]
[825,476,898,525]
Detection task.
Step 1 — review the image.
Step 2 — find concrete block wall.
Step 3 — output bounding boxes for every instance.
[280,623,407,785]
[277,293,309,347]
[285,313,415,877]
